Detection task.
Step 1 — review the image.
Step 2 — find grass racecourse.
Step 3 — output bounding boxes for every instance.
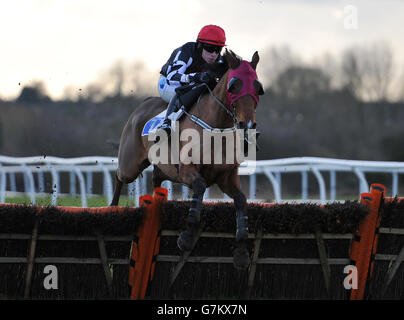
[4,193,360,208]
[4,195,135,207]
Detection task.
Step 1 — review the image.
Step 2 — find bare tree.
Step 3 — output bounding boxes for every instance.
[313,52,341,90]
[85,83,105,102]
[127,60,157,97]
[109,60,126,97]
[261,45,301,87]
[16,80,51,104]
[341,48,362,98]
[273,66,331,100]
[77,59,157,101]
[341,41,394,101]
[396,68,404,102]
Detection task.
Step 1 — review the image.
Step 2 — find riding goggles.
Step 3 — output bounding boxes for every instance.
[202,44,222,54]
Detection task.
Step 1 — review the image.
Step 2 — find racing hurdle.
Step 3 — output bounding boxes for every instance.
[0,183,403,299]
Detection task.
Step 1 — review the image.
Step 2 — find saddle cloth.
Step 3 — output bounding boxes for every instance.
[141,108,184,136]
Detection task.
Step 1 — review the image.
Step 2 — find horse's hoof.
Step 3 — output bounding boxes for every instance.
[177,230,193,252]
[233,244,250,271]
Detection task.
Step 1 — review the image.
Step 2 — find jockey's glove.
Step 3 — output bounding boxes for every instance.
[192,71,212,84]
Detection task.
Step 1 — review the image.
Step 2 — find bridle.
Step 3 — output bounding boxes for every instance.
[182,80,260,152]
[200,82,239,125]
[182,81,239,134]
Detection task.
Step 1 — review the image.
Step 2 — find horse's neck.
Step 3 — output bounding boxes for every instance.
[192,84,234,129]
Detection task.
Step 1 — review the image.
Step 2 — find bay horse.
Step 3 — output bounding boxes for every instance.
[110,49,264,270]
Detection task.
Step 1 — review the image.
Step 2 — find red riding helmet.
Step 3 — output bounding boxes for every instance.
[197,25,226,47]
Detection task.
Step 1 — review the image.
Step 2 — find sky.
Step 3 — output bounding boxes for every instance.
[1,0,404,100]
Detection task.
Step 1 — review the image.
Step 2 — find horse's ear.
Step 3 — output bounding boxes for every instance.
[250,51,260,70]
[224,49,240,69]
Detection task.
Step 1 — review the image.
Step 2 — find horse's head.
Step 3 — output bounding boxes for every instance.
[223,49,264,130]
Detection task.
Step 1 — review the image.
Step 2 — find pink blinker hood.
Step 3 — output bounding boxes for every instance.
[226,60,260,111]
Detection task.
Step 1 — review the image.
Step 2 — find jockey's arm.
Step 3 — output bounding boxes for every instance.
[162,42,199,87]
[166,61,197,86]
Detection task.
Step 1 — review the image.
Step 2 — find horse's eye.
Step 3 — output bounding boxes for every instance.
[227,77,242,94]
[254,79,264,95]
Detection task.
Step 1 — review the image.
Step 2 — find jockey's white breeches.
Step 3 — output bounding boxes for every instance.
[157,75,178,103]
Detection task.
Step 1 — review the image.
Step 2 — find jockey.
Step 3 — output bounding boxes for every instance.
[157,24,227,135]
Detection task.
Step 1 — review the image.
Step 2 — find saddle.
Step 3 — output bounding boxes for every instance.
[141,84,207,137]
[168,83,208,122]
[177,83,207,110]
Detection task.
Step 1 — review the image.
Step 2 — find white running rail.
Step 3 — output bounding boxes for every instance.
[0,155,403,207]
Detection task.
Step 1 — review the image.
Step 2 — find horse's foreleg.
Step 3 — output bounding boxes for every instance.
[110,173,123,206]
[217,171,250,270]
[152,165,168,189]
[232,191,251,270]
[216,171,248,241]
[187,176,206,227]
[234,192,248,242]
[177,175,206,251]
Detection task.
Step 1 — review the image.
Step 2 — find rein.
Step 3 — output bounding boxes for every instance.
[201,83,238,124]
[183,82,238,131]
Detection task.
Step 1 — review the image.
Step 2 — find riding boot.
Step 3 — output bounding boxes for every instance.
[158,94,179,137]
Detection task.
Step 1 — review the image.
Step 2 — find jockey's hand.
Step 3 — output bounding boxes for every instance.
[192,71,211,84]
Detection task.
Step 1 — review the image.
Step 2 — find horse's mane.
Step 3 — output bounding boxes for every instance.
[223,49,241,61]
[223,49,242,69]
